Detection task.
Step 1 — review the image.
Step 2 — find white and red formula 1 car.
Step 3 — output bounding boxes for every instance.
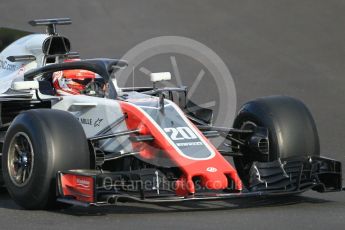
[0,18,342,209]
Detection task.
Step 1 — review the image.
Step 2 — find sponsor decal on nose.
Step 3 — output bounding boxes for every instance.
[206,167,218,173]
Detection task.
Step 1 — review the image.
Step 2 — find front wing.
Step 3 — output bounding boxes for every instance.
[56,156,342,207]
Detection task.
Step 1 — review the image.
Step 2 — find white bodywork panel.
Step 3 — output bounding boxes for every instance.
[52,95,132,153]
[0,34,47,94]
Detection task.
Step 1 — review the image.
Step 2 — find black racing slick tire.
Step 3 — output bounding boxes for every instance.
[233,96,320,185]
[2,109,90,210]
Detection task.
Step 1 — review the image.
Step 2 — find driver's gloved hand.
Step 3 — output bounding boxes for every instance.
[81,81,105,97]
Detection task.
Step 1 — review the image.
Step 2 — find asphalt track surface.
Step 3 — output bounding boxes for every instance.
[1,0,345,229]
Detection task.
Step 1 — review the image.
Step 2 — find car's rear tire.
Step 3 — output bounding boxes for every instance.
[233,96,320,186]
[2,109,90,210]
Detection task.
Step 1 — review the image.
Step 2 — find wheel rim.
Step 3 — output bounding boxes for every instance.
[7,132,34,187]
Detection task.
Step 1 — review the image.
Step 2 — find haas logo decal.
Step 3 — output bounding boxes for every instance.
[206,167,218,172]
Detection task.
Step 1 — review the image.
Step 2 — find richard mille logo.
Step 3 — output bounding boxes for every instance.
[77,117,103,127]
[94,118,103,127]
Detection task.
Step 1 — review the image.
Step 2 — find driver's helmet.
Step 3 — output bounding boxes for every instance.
[52,59,97,96]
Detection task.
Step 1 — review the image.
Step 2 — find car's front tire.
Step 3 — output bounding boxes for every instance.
[233,96,320,186]
[2,109,90,210]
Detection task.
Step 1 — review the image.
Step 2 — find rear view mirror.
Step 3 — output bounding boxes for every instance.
[150,72,172,83]
[12,81,39,91]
